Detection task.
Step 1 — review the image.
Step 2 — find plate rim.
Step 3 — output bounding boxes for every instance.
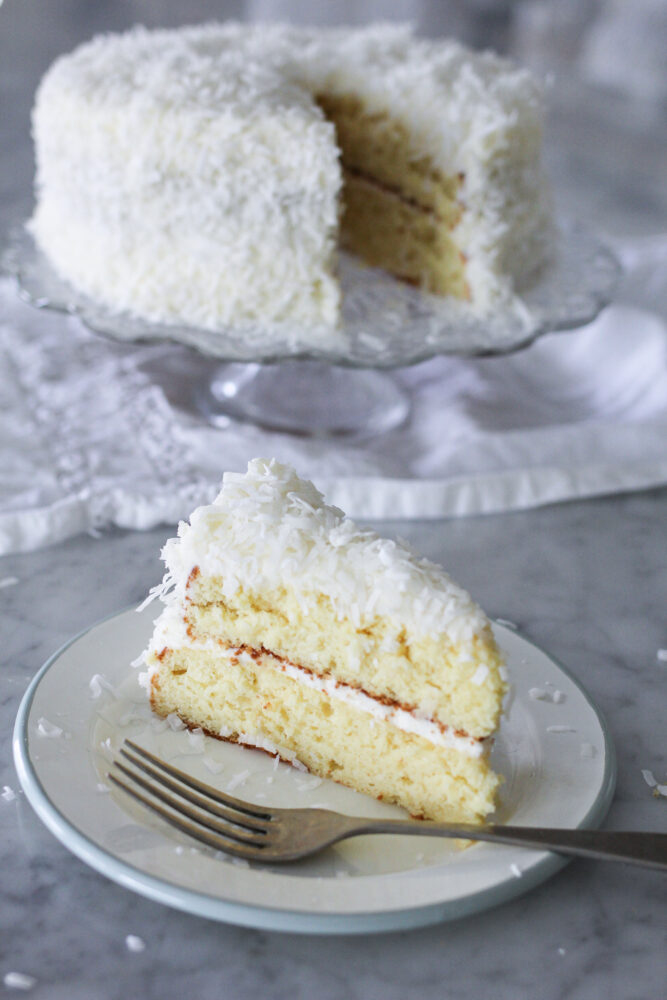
[13,609,617,934]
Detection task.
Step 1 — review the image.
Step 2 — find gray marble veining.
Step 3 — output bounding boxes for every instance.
[2,491,666,999]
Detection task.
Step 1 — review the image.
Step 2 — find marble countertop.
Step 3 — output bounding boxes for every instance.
[2,1,666,997]
[2,495,666,998]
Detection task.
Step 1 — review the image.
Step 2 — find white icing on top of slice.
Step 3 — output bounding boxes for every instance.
[160,458,491,646]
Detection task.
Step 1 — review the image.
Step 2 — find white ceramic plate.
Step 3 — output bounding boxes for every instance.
[13,608,616,934]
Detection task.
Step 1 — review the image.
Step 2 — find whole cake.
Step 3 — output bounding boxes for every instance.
[140,459,507,824]
[30,23,552,341]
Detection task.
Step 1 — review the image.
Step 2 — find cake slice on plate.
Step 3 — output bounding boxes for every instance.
[141,458,507,824]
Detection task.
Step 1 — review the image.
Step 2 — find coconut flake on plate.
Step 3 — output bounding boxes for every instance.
[36,717,64,738]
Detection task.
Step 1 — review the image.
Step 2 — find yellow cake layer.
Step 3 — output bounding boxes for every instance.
[340,171,468,297]
[316,92,463,221]
[316,92,468,297]
[149,644,500,824]
[184,579,506,739]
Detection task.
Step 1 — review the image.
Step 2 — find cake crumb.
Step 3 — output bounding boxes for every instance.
[3,972,37,991]
[654,784,667,798]
[2,785,16,802]
[557,947,566,956]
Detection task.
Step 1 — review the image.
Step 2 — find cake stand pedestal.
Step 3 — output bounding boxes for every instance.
[195,361,410,438]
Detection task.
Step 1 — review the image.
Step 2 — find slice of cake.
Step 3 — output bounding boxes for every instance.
[141,459,507,824]
[30,23,552,340]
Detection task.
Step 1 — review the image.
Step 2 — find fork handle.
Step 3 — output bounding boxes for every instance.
[339,820,667,871]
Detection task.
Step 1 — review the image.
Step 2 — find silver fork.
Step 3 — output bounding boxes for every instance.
[108,740,667,870]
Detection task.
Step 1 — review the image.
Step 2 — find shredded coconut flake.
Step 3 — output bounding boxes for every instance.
[36,717,64,738]
[657,649,667,662]
[226,770,250,791]
[546,725,576,734]
[125,935,146,953]
[0,576,19,589]
[186,728,206,752]
[529,687,549,701]
[471,664,489,686]
[2,785,17,802]
[89,673,117,699]
[642,769,657,788]
[202,756,224,775]
[3,973,37,991]
[166,713,186,731]
[510,863,522,878]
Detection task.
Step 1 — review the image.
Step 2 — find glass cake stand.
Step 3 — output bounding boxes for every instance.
[3,223,620,437]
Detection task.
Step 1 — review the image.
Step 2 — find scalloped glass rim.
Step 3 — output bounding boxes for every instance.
[3,222,620,369]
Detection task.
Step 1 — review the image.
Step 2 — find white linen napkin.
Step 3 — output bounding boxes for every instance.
[1,237,666,555]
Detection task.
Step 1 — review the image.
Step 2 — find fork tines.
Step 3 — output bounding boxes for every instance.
[108,739,273,860]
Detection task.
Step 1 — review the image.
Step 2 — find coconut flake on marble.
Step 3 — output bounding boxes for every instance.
[125,935,146,953]
[3,972,37,991]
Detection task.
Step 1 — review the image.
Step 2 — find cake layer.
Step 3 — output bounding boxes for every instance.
[339,171,468,297]
[184,581,504,738]
[149,643,500,824]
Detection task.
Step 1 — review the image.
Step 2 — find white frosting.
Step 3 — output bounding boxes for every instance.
[149,602,485,759]
[30,22,551,334]
[159,458,491,646]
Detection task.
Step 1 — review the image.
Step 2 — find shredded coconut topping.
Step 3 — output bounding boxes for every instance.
[159,457,490,646]
[30,22,551,335]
